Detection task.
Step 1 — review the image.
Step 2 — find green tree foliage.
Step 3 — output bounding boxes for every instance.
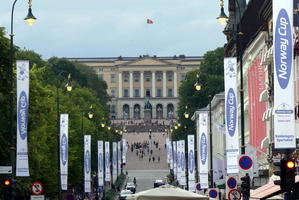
[0,28,118,199]
[173,47,224,141]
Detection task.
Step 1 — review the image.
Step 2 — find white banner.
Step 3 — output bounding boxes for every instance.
[105,142,111,182]
[122,139,126,164]
[98,141,104,187]
[199,112,209,189]
[188,135,195,192]
[224,57,240,174]
[16,60,30,177]
[112,142,117,182]
[84,135,91,192]
[173,141,177,178]
[166,138,170,164]
[60,114,68,190]
[273,0,296,149]
[180,140,186,186]
[176,141,181,183]
[118,141,121,176]
[169,140,173,170]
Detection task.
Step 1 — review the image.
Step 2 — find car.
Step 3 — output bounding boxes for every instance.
[126,182,136,193]
[119,189,133,200]
[154,179,165,188]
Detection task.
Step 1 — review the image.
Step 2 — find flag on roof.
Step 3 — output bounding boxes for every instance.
[147,19,153,24]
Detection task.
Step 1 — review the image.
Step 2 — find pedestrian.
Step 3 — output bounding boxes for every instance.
[158,156,160,162]
[153,156,155,162]
[149,157,151,162]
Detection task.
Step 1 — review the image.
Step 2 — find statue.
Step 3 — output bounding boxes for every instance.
[144,97,152,111]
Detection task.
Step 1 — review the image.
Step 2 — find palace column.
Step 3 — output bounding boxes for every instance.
[174,71,178,97]
[129,71,133,98]
[152,71,156,98]
[163,71,167,97]
[140,71,144,98]
[118,72,122,98]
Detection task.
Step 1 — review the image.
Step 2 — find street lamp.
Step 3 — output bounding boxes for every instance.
[56,73,72,199]
[184,105,190,119]
[88,105,94,119]
[24,0,37,26]
[216,0,228,25]
[8,0,36,191]
[194,74,202,91]
[217,0,246,154]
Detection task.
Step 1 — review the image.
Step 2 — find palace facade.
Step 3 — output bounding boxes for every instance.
[69,55,202,120]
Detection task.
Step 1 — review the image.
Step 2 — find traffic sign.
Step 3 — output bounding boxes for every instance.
[196,183,202,191]
[31,181,44,195]
[0,166,12,174]
[239,155,253,170]
[209,189,218,198]
[228,189,241,200]
[30,195,45,200]
[227,177,237,189]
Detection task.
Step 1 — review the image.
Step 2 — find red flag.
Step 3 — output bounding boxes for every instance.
[147,19,153,24]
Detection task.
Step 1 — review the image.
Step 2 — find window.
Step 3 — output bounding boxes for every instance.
[180,73,185,81]
[111,74,116,83]
[123,74,129,82]
[111,88,116,97]
[146,89,151,97]
[134,88,140,97]
[145,74,151,82]
[98,74,103,79]
[156,88,162,97]
[168,88,173,97]
[111,105,116,113]
[156,73,162,82]
[167,73,173,81]
[134,74,140,82]
[124,88,129,97]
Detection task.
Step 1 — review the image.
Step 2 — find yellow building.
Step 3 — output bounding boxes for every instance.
[69,55,202,120]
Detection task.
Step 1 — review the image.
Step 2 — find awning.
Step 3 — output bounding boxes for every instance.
[250,175,299,200]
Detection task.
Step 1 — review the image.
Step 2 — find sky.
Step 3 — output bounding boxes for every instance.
[1,0,228,59]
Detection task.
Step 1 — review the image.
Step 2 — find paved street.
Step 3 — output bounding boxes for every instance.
[123,131,170,192]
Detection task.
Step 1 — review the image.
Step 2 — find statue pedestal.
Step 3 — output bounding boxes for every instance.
[144,109,151,123]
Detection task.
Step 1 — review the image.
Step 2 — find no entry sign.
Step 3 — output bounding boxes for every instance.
[31,181,44,195]
[239,155,253,170]
[228,189,241,200]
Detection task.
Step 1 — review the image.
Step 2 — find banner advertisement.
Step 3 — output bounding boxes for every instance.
[122,139,126,164]
[105,142,111,182]
[118,141,121,175]
[16,60,30,177]
[224,57,240,174]
[84,135,91,192]
[176,141,181,183]
[173,141,177,178]
[199,112,209,189]
[273,0,296,149]
[98,141,104,187]
[188,135,195,192]
[180,140,186,186]
[112,142,117,182]
[169,140,173,170]
[60,114,68,190]
[166,138,170,164]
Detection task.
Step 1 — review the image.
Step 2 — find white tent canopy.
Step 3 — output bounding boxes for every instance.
[127,184,208,200]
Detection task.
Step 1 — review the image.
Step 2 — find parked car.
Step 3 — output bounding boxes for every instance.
[126,182,136,193]
[119,189,133,200]
[154,179,165,188]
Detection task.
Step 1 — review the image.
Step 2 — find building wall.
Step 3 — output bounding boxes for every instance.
[69,55,202,120]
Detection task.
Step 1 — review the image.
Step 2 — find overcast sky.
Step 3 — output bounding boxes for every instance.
[1,0,228,59]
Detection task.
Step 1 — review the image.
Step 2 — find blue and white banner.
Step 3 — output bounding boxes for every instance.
[199,112,209,189]
[118,141,121,176]
[60,114,68,190]
[180,140,186,186]
[16,60,30,177]
[169,140,173,170]
[112,142,117,182]
[84,135,91,192]
[166,138,170,164]
[105,142,111,182]
[176,141,181,182]
[224,57,240,174]
[98,141,104,187]
[273,0,296,149]
[173,141,177,178]
[188,135,195,192]
[122,139,126,164]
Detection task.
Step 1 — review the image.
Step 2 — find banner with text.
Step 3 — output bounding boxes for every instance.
[273,0,296,149]
[105,142,111,182]
[224,57,240,174]
[84,135,91,192]
[98,141,104,187]
[177,141,181,183]
[60,114,68,190]
[173,141,177,178]
[169,140,173,170]
[112,142,117,182]
[180,140,186,186]
[118,141,121,175]
[166,138,170,164]
[122,139,126,164]
[188,135,195,192]
[16,60,30,177]
[199,112,209,189]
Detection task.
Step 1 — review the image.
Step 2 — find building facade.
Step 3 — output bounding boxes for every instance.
[69,55,202,120]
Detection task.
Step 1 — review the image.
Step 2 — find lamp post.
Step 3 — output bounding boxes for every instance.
[56,73,72,199]
[217,0,246,154]
[9,0,36,194]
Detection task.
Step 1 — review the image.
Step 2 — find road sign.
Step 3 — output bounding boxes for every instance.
[31,181,44,195]
[239,155,253,170]
[227,177,237,189]
[228,189,241,200]
[209,189,218,198]
[196,183,202,191]
[30,195,45,200]
[0,166,12,174]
